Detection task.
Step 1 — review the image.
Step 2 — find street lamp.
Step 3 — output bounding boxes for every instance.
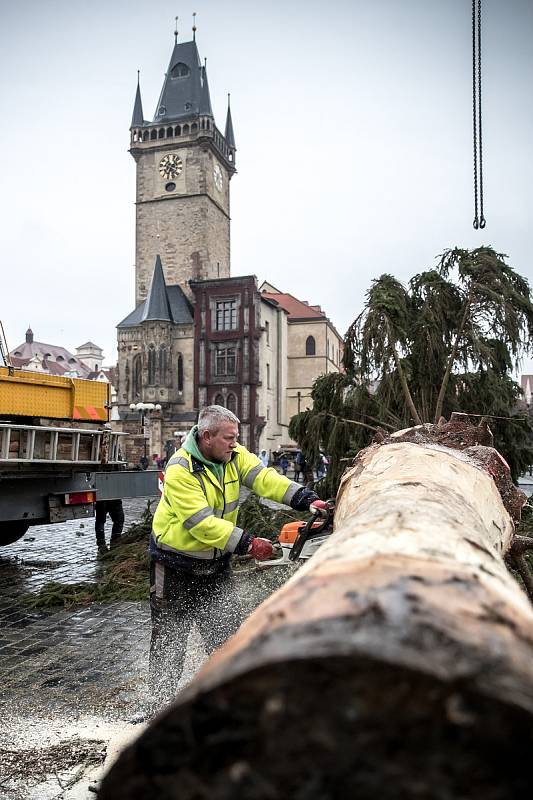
[130,402,162,466]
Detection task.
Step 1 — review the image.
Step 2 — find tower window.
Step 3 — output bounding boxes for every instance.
[148,345,156,385]
[171,62,190,79]
[227,393,237,415]
[305,336,316,356]
[165,182,176,192]
[133,354,142,398]
[214,393,225,407]
[159,345,168,385]
[177,354,184,392]
[215,299,237,331]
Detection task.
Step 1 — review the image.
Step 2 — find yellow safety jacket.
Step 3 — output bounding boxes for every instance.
[152,444,300,560]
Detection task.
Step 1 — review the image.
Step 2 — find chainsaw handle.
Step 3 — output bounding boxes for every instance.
[288,500,334,562]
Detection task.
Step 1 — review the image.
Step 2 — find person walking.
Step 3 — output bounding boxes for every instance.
[279,454,289,476]
[95,499,125,554]
[148,405,325,700]
[258,448,269,468]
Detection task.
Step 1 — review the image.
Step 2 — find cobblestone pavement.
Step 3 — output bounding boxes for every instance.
[0,493,297,799]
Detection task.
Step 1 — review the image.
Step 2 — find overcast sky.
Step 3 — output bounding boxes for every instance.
[1,0,532,372]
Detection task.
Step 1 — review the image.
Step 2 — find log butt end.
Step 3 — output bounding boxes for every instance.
[99,657,533,799]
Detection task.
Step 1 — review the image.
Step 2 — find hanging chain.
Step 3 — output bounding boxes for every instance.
[472,0,485,229]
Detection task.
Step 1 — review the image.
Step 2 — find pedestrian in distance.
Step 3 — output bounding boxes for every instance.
[279,454,289,476]
[148,405,326,702]
[258,448,269,468]
[95,499,125,555]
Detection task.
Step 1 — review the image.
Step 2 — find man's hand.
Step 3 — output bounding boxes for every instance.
[249,537,274,561]
[290,487,319,511]
[309,499,328,518]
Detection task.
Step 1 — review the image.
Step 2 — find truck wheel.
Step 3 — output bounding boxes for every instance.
[0,522,30,546]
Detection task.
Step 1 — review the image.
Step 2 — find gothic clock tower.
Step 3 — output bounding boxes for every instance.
[129,34,236,305]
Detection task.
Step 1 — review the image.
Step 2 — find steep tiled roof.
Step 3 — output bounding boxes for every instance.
[118,284,193,328]
[261,291,325,320]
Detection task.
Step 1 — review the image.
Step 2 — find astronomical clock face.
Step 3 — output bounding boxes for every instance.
[213,163,223,192]
[159,154,183,180]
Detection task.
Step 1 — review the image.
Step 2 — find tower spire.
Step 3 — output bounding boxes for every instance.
[192,12,197,41]
[225,93,236,150]
[174,16,178,44]
[199,62,213,117]
[131,71,144,128]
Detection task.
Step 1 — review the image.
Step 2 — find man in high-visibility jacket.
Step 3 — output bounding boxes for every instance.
[149,404,325,700]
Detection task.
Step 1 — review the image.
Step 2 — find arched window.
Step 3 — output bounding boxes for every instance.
[133,354,142,398]
[143,131,149,142]
[147,345,156,385]
[305,336,316,356]
[150,130,157,141]
[158,128,165,139]
[227,393,237,415]
[177,353,184,392]
[214,393,225,407]
[174,125,181,136]
[183,124,190,135]
[159,345,167,385]
[166,126,173,137]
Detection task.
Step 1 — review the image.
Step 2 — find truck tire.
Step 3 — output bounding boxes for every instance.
[0,522,30,546]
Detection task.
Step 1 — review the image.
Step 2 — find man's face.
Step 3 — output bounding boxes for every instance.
[201,420,239,463]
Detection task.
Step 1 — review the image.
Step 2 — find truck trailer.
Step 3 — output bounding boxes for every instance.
[0,365,158,546]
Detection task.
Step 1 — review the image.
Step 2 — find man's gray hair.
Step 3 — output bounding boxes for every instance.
[198,405,240,435]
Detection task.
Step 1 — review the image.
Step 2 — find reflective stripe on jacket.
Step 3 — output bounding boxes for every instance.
[152,443,300,560]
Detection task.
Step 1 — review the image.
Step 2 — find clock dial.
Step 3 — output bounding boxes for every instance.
[159,154,183,180]
[214,163,223,192]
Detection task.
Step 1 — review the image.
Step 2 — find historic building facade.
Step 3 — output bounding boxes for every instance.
[115,32,343,464]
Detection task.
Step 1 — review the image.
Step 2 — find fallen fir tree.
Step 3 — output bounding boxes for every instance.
[100,416,533,800]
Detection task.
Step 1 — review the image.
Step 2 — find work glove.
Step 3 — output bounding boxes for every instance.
[309,499,329,518]
[248,537,274,561]
[290,486,319,511]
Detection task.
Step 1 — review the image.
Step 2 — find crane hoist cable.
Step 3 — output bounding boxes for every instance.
[472,0,485,229]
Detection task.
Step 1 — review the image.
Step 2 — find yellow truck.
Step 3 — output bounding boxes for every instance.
[0,366,158,546]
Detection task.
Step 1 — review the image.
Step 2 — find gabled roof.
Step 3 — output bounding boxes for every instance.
[260,291,325,320]
[152,39,212,124]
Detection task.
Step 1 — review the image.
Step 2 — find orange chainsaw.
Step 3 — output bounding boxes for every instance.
[256,500,335,567]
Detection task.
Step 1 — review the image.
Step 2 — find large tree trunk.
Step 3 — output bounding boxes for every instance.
[100,417,533,800]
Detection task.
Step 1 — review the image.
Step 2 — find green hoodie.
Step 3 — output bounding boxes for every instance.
[182,425,225,484]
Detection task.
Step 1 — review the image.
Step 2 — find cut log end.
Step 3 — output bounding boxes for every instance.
[100,656,533,800]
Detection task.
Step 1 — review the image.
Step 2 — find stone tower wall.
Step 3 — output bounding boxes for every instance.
[134,142,231,304]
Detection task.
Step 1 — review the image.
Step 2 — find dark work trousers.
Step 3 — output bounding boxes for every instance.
[95,500,125,543]
[149,559,242,700]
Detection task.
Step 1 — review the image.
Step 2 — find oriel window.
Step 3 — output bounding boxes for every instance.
[215,346,236,376]
[215,299,237,331]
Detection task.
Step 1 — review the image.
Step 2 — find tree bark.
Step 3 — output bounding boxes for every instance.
[100,417,533,800]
